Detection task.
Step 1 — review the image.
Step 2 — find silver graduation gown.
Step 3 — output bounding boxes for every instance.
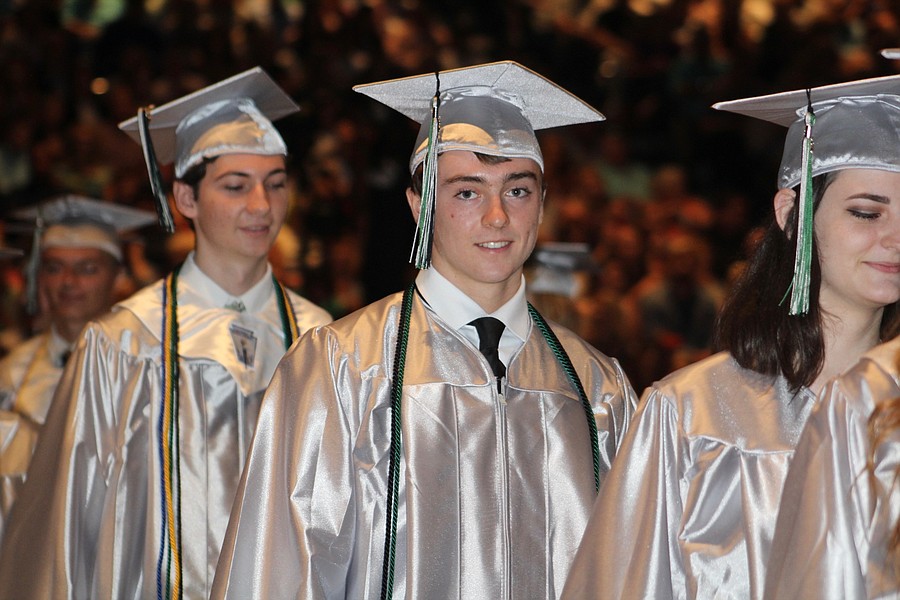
[765,338,900,600]
[0,331,65,538]
[562,351,817,600]
[210,291,637,599]
[0,274,332,600]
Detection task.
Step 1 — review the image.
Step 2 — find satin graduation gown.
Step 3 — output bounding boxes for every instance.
[0,329,68,538]
[562,351,817,600]
[211,290,637,599]
[0,269,332,600]
[765,338,900,599]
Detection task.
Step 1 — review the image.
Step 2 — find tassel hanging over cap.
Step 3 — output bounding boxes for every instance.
[409,73,440,270]
[138,107,176,233]
[785,90,816,315]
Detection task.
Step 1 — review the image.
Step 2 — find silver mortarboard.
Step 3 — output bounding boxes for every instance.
[713,74,900,190]
[13,195,156,312]
[354,60,605,174]
[354,60,605,269]
[528,242,594,298]
[119,67,299,231]
[714,74,900,315]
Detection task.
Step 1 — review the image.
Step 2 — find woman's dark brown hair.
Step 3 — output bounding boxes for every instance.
[715,171,900,391]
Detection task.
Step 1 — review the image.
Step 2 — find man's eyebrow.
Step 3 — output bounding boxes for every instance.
[213,167,287,181]
[505,171,539,183]
[441,171,540,185]
[442,174,486,185]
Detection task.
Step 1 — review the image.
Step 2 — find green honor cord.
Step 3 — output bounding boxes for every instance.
[379,283,601,599]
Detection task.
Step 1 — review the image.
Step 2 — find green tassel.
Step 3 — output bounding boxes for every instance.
[786,102,816,315]
[138,107,176,234]
[410,74,440,270]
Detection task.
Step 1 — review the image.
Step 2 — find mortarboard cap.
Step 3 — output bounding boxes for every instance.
[354,60,605,174]
[13,195,155,313]
[13,195,156,261]
[354,61,604,269]
[713,75,900,315]
[713,74,900,190]
[528,242,594,298]
[118,67,299,231]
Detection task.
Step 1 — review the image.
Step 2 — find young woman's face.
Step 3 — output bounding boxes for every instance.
[815,168,900,315]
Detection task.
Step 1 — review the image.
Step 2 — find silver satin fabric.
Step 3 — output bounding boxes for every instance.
[562,352,817,600]
[175,97,288,178]
[0,331,65,540]
[211,291,637,599]
[0,275,331,600]
[765,338,900,599]
[410,86,544,172]
[779,95,900,189]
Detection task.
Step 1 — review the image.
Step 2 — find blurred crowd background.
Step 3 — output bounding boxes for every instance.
[0,0,898,391]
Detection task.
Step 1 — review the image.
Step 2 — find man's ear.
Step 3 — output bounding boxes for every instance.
[538,189,546,225]
[172,181,198,220]
[406,187,421,222]
[773,188,797,234]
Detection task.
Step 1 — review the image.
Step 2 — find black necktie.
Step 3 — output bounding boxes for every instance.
[470,317,506,391]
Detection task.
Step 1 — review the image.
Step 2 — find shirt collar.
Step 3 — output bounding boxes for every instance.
[48,325,72,361]
[415,267,530,343]
[179,252,274,313]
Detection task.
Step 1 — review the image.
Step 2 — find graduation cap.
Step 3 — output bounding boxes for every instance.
[118,67,299,232]
[528,242,594,298]
[713,74,900,315]
[353,60,605,269]
[12,195,156,312]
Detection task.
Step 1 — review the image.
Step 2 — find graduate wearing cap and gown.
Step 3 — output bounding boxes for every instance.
[0,195,154,541]
[210,61,637,600]
[0,69,332,600]
[762,336,900,599]
[561,76,900,600]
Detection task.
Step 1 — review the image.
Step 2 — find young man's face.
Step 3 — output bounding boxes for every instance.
[408,150,544,310]
[39,246,120,332]
[176,154,289,270]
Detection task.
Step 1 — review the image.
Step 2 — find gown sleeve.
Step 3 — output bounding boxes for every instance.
[764,359,900,600]
[561,384,684,599]
[0,323,124,600]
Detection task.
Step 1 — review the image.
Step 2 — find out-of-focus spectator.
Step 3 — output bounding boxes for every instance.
[0,0,897,389]
[634,228,722,386]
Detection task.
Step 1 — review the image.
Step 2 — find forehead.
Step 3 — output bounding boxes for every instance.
[437,150,541,179]
[41,246,115,263]
[204,153,287,176]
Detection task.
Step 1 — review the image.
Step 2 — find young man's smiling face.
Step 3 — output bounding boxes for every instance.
[176,153,289,271]
[407,150,544,311]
